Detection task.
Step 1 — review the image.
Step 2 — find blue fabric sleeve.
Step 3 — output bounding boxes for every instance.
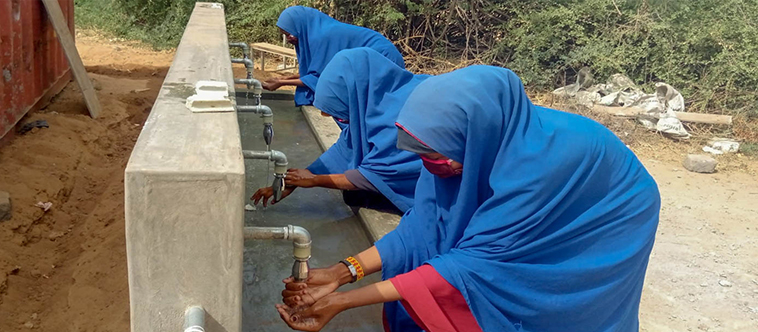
[344,169,378,192]
[300,73,319,91]
[306,137,351,175]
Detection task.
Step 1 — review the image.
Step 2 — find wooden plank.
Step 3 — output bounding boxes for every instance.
[593,105,732,125]
[673,112,732,125]
[251,42,296,57]
[41,0,101,119]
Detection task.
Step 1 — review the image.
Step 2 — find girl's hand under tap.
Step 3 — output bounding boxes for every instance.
[251,185,295,207]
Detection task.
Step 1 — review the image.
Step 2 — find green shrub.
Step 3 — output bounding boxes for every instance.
[75,0,308,50]
[75,0,758,119]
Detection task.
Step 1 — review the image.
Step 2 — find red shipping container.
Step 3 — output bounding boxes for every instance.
[0,0,74,139]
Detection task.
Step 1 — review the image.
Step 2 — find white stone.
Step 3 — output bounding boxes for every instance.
[683,154,717,173]
[719,280,733,287]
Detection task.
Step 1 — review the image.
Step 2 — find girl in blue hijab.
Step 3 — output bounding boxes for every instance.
[263,6,406,109]
[252,48,425,212]
[275,66,661,332]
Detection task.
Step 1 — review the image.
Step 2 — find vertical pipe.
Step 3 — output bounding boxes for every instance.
[183,306,205,332]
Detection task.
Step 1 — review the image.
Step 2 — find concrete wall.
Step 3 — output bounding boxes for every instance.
[125,3,243,332]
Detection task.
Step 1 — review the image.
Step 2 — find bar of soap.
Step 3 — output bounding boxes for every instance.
[186,80,234,112]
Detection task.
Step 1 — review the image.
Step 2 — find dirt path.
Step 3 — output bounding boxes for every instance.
[0,32,756,331]
[639,161,758,331]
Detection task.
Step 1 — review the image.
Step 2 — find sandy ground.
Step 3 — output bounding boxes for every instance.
[0,33,173,332]
[0,32,756,331]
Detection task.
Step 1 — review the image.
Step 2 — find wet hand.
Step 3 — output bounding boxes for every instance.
[251,186,295,207]
[262,79,282,91]
[281,266,342,307]
[285,169,318,188]
[276,293,346,332]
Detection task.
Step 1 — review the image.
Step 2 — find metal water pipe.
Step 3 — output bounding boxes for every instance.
[183,306,205,332]
[231,57,254,80]
[229,42,250,59]
[242,149,287,200]
[237,104,274,145]
[243,225,311,281]
[229,42,253,80]
[234,78,263,105]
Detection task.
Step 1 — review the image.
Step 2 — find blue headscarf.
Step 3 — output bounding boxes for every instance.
[306,48,427,212]
[376,66,660,332]
[276,6,406,107]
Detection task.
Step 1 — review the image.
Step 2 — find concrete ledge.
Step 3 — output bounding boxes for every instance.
[125,3,243,332]
[301,105,401,242]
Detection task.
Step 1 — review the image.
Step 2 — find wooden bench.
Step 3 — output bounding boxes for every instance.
[251,42,297,72]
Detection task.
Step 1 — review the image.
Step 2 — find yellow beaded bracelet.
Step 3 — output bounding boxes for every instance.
[345,256,365,281]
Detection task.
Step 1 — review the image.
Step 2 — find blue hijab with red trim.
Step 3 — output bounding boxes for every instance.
[376,66,661,332]
[306,48,427,212]
[276,6,405,107]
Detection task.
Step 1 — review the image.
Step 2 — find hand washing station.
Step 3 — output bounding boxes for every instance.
[125,3,381,332]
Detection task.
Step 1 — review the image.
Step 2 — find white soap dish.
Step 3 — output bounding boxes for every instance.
[186,80,234,113]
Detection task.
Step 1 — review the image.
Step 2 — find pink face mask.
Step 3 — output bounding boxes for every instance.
[420,155,462,178]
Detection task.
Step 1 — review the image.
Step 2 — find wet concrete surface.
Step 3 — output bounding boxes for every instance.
[238,92,383,332]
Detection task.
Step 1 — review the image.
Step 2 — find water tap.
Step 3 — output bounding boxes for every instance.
[272,173,285,201]
[243,225,311,282]
[263,123,274,146]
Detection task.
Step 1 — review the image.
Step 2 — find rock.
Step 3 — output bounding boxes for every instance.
[718,279,733,287]
[683,154,717,173]
[35,201,52,212]
[48,231,65,241]
[0,191,10,221]
[244,204,256,211]
[90,77,103,91]
[700,283,708,287]
[18,120,49,135]
[23,321,34,329]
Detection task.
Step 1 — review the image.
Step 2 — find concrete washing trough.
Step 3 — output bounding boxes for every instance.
[126,3,384,331]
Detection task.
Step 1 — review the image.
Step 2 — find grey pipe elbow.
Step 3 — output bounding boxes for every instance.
[250,79,263,95]
[229,42,250,59]
[242,58,254,70]
[231,58,254,70]
[233,78,262,95]
[235,104,271,120]
[257,105,273,119]
[269,150,288,168]
[288,225,311,247]
[288,225,311,260]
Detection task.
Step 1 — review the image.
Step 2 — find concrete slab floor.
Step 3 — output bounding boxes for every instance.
[238,93,383,332]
